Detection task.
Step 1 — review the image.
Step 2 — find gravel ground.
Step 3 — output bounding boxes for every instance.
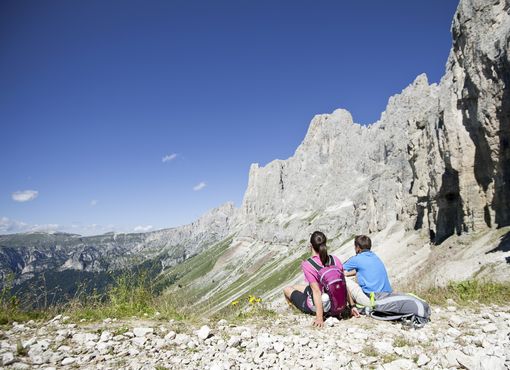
[1,304,509,369]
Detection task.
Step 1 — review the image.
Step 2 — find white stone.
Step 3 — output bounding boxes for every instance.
[256,333,273,349]
[50,315,62,323]
[274,342,285,353]
[299,337,309,346]
[482,324,498,333]
[386,359,416,369]
[417,353,430,367]
[57,345,71,352]
[2,352,15,366]
[132,337,146,347]
[455,351,476,370]
[11,363,31,370]
[61,357,76,366]
[445,350,463,368]
[374,341,394,354]
[197,325,211,341]
[240,329,252,339]
[164,331,176,341]
[349,343,363,353]
[72,333,98,345]
[99,331,113,342]
[133,327,153,337]
[447,327,462,338]
[324,317,337,327]
[175,333,189,345]
[96,342,112,354]
[209,363,223,370]
[227,336,241,347]
[449,315,464,327]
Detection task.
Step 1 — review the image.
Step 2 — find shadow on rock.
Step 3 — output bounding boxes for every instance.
[486,231,510,255]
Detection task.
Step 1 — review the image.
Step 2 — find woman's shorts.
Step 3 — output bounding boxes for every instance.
[290,286,314,315]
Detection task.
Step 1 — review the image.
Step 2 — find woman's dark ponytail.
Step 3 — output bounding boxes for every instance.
[310,231,328,266]
[318,244,328,266]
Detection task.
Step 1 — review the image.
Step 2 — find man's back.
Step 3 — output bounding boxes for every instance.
[343,250,392,294]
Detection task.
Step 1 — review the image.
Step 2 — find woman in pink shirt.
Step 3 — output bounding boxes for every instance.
[283,231,359,327]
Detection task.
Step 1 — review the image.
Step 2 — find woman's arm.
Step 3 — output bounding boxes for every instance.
[310,282,324,327]
[347,287,360,318]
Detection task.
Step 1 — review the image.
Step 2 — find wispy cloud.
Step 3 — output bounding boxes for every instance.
[134,225,153,232]
[162,153,178,163]
[0,217,137,236]
[0,216,58,234]
[0,217,26,233]
[12,190,39,202]
[90,199,98,206]
[193,182,207,191]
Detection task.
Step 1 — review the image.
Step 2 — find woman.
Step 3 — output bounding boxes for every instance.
[283,231,360,327]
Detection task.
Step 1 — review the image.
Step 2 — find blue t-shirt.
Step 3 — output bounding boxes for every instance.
[343,250,392,294]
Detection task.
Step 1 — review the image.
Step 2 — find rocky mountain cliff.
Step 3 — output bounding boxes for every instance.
[1,0,509,310]
[238,0,510,246]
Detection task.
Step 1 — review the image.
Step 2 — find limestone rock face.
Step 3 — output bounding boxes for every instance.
[406,0,510,243]
[238,0,510,246]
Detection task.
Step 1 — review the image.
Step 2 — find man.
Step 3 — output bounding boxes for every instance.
[343,235,392,307]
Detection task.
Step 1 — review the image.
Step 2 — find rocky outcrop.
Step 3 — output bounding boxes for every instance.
[238,0,510,246]
[408,0,510,244]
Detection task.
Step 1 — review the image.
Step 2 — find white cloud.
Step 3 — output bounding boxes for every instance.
[134,225,153,232]
[162,153,178,163]
[90,199,98,206]
[12,190,39,202]
[0,217,137,236]
[0,216,58,234]
[30,224,60,232]
[193,182,207,191]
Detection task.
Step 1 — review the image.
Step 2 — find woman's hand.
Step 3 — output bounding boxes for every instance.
[351,306,361,318]
[312,317,324,328]
[309,282,324,328]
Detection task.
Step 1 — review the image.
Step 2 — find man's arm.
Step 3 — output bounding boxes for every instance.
[309,282,324,328]
[343,255,358,274]
[344,270,356,277]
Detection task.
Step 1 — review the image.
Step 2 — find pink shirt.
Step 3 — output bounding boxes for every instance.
[301,255,343,286]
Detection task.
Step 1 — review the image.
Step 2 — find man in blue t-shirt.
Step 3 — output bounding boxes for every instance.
[343,235,392,306]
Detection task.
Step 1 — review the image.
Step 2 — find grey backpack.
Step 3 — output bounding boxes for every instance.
[363,293,431,328]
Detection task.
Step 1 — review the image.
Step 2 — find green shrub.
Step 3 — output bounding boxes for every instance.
[419,279,510,306]
[0,274,53,325]
[64,270,188,322]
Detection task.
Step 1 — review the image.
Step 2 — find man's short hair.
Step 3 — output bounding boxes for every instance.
[354,235,372,250]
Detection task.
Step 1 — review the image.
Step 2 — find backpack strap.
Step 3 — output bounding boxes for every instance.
[308,255,335,270]
[306,257,322,272]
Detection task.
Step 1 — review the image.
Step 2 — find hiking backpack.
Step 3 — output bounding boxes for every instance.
[363,292,431,328]
[307,255,348,316]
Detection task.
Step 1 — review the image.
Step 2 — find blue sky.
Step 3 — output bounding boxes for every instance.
[0,0,458,235]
